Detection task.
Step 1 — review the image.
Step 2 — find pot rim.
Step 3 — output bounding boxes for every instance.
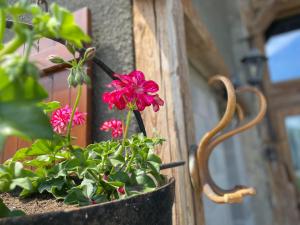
[0,177,175,221]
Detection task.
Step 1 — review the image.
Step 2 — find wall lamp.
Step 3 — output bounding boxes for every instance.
[241,47,267,86]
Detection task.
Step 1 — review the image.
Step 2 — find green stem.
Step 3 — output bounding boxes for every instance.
[66,85,82,146]
[23,35,33,62]
[123,110,132,141]
[0,36,23,59]
[122,110,132,159]
[125,151,135,172]
[0,10,6,49]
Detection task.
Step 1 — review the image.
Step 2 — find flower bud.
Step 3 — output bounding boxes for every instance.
[83,73,91,86]
[83,47,96,62]
[67,73,77,87]
[74,69,84,85]
[48,55,65,64]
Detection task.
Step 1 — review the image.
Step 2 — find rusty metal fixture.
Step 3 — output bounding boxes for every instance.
[189,75,267,204]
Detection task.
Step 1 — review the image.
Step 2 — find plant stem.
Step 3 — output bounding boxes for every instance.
[123,110,132,141]
[66,85,82,146]
[122,110,132,159]
[0,10,6,49]
[125,151,135,172]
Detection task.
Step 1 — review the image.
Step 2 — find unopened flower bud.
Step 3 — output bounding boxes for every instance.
[74,70,84,85]
[48,55,65,64]
[84,47,96,61]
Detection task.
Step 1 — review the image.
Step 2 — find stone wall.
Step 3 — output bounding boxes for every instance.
[51,0,136,142]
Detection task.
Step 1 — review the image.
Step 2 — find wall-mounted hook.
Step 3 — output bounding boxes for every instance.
[189,75,267,204]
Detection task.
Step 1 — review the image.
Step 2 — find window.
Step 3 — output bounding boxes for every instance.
[265,14,300,83]
[285,115,300,189]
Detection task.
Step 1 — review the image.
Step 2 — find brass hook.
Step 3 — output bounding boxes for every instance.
[189,76,267,204]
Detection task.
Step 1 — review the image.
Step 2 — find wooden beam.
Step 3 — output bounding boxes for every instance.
[247,0,300,34]
[182,0,230,78]
[133,1,204,225]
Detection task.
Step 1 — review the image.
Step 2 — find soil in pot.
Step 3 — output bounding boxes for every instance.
[0,192,76,215]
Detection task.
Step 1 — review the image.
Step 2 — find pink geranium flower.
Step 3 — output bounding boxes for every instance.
[50,105,86,134]
[100,119,123,138]
[102,70,164,112]
[73,109,86,126]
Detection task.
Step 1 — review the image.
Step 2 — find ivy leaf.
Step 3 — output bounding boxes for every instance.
[109,171,130,184]
[28,139,53,156]
[38,177,65,194]
[10,177,33,191]
[64,188,89,206]
[136,174,156,188]
[0,198,25,218]
[81,178,95,198]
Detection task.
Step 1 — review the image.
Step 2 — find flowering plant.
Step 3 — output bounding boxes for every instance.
[0,1,166,217]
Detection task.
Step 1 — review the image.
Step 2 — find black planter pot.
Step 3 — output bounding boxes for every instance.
[0,178,175,225]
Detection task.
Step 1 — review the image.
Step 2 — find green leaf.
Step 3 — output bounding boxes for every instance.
[0,75,48,102]
[29,139,53,155]
[147,154,162,164]
[81,178,94,198]
[13,161,23,177]
[46,3,90,48]
[0,0,7,8]
[64,188,89,206]
[109,154,125,167]
[10,177,33,190]
[136,174,156,188]
[0,198,25,218]
[0,102,53,141]
[38,177,65,194]
[0,179,10,192]
[12,147,29,160]
[109,171,130,184]
[37,101,61,114]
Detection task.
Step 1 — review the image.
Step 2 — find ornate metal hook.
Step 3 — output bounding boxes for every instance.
[189,75,267,204]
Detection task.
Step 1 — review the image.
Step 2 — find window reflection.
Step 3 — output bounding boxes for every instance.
[265,29,300,83]
[285,115,300,188]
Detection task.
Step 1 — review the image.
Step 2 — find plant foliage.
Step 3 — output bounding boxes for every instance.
[0,133,165,206]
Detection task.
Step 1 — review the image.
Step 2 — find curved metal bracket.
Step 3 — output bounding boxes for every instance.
[189,75,267,204]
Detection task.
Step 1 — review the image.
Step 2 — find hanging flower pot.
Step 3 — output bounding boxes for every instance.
[0,1,176,225]
[0,178,175,225]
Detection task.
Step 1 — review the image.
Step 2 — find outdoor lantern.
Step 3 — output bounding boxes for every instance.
[241,47,267,86]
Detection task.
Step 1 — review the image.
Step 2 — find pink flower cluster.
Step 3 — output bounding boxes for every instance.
[100,119,123,138]
[102,70,164,112]
[50,105,86,134]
